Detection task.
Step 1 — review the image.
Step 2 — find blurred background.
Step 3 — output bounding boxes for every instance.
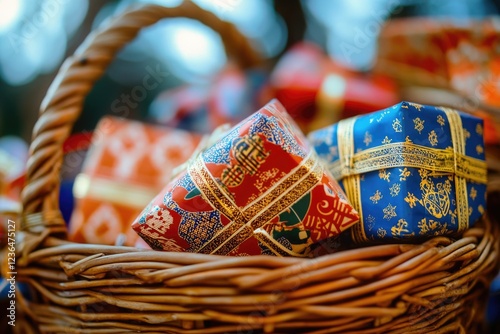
[1,0,500,141]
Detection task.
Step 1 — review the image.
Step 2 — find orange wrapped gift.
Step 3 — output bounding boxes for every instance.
[68,117,201,246]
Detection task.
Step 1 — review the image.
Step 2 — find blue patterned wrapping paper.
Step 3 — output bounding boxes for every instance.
[309,101,487,243]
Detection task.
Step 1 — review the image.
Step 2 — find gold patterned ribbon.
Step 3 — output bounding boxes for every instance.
[443,107,469,234]
[188,150,323,255]
[336,117,365,243]
[328,142,487,184]
[336,107,482,242]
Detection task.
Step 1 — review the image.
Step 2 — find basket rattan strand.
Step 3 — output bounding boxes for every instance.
[8,2,500,333]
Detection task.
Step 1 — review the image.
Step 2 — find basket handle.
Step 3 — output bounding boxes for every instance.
[21,1,261,236]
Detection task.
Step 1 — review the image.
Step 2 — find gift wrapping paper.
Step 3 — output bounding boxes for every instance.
[133,100,359,257]
[69,117,201,246]
[263,42,399,133]
[375,18,500,108]
[309,101,487,243]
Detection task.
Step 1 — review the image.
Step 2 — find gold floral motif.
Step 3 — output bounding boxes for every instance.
[379,169,391,182]
[470,187,477,201]
[383,203,397,220]
[468,206,473,216]
[370,190,383,204]
[478,205,484,214]
[405,136,413,143]
[404,192,419,208]
[476,123,483,136]
[409,102,423,111]
[476,145,484,155]
[392,118,403,132]
[364,131,372,146]
[389,183,401,197]
[413,118,425,134]
[382,136,392,145]
[391,219,414,238]
[399,168,411,181]
[428,130,438,146]
[366,215,376,231]
[417,218,450,236]
[437,115,446,126]
[401,104,409,109]
[463,128,471,139]
[377,228,387,238]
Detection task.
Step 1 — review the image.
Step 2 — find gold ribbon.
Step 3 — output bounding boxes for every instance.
[188,150,323,255]
[328,142,487,184]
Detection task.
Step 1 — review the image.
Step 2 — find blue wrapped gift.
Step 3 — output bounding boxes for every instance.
[309,101,487,243]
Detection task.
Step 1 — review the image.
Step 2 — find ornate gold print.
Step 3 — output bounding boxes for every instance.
[419,170,451,219]
[370,190,383,204]
[364,131,372,146]
[405,192,419,208]
[221,134,269,187]
[428,130,438,146]
[383,203,397,220]
[379,169,391,182]
[409,102,423,111]
[382,136,392,145]
[405,136,413,143]
[413,118,425,134]
[377,228,387,238]
[478,205,484,214]
[399,168,411,181]
[476,145,484,155]
[476,123,483,136]
[470,187,477,201]
[389,183,401,197]
[392,118,403,132]
[437,115,446,126]
[391,219,414,238]
[463,128,470,139]
[417,218,451,236]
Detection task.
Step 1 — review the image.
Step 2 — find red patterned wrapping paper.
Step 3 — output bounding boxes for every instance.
[132,100,359,257]
[69,117,202,246]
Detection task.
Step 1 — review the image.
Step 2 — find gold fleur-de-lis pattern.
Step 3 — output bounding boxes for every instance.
[399,168,411,181]
[370,190,383,204]
[308,101,488,243]
[413,117,425,134]
[382,136,392,145]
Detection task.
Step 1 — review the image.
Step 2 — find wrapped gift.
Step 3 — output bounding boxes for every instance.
[69,117,202,246]
[150,63,265,133]
[132,100,359,257]
[309,101,487,243]
[375,18,500,109]
[262,42,399,133]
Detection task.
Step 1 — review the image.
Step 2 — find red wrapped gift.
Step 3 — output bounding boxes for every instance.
[262,42,399,133]
[69,117,202,246]
[132,100,359,257]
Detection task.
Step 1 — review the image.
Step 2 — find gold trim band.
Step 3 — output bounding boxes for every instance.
[189,150,323,255]
[328,142,487,184]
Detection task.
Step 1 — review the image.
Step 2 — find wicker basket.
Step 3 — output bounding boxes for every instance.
[11,2,500,333]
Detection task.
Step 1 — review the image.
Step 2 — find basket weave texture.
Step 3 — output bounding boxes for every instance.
[10,2,500,333]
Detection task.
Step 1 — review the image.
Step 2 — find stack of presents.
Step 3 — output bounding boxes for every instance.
[1,16,500,329]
